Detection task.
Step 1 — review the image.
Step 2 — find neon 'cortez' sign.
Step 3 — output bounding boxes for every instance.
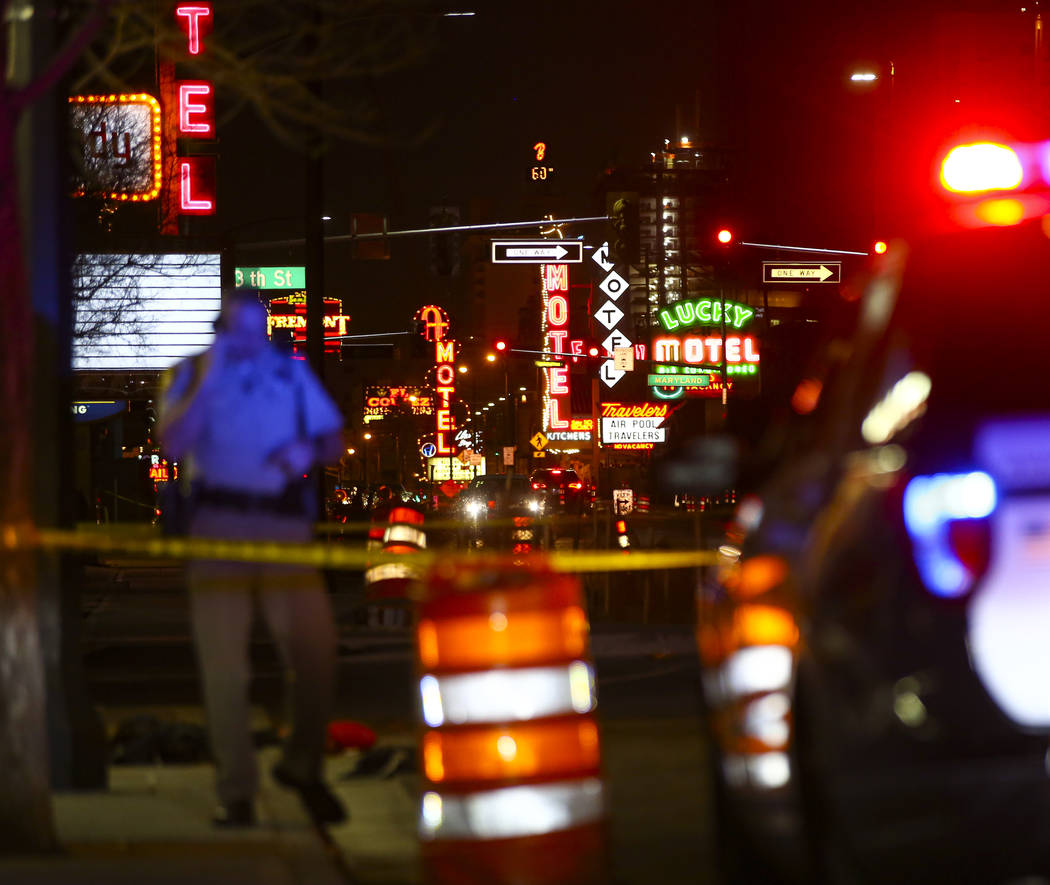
[657,298,754,331]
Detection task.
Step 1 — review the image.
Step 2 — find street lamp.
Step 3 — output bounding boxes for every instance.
[847,60,896,233]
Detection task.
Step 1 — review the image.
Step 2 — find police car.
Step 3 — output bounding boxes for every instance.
[698,139,1050,883]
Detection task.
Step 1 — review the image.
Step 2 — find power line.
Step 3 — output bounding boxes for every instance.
[238,215,610,251]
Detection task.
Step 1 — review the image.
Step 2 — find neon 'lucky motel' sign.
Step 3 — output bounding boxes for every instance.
[650,296,761,399]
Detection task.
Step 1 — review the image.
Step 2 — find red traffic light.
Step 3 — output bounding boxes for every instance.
[495,340,507,351]
[872,240,888,255]
[587,346,600,357]
[716,228,733,245]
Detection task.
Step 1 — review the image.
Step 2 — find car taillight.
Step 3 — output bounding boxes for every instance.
[532,482,546,490]
[567,482,583,490]
[487,500,496,509]
[902,471,997,598]
[947,518,992,577]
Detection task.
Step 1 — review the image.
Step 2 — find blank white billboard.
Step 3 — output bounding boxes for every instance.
[73,253,221,370]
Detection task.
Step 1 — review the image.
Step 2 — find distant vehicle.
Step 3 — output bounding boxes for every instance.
[327,483,423,523]
[458,474,540,519]
[529,467,590,514]
[456,474,543,549]
[699,141,1050,884]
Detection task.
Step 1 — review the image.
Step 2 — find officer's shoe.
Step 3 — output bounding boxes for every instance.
[272,762,347,825]
[212,799,255,828]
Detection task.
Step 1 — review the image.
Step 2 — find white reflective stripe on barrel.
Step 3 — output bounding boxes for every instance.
[420,777,604,841]
[721,751,792,790]
[720,645,792,698]
[419,661,595,728]
[384,524,427,548]
[364,561,421,585]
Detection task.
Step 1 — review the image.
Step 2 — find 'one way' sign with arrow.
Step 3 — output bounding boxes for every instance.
[491,240,584,264]
[762,261,841,284]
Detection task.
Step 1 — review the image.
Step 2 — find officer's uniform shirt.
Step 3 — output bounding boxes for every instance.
[162,344,342,495]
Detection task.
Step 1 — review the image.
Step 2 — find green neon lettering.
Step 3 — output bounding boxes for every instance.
[675,302,696,326]
[733,305,754,328]
[697,300,712,322]
[659,309,679,331]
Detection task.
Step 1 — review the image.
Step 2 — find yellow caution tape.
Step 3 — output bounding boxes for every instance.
[317,509,706,533]
[5,523,717,574]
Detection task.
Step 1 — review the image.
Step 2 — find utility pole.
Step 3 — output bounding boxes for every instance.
[305,149,324,378]
[3,0,59,852]
[304,0,325,380]
[590,377,601,497]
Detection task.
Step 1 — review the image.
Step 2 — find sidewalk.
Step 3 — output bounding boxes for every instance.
[1,744,420,885]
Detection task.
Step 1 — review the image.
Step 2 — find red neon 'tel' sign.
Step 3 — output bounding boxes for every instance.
[175,4,212,55]
[179,157,215,214]
[177,82,214,136]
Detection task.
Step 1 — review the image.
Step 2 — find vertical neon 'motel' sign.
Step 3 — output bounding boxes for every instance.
[542,263,571,431]
[416,305,456,456]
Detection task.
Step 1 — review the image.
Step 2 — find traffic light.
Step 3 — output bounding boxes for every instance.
[428,206,461,276]
[607,192,640,265]
[411,319,428,357]
[872,240,888,254]
[494,340,508,352]
[711,225,738,281]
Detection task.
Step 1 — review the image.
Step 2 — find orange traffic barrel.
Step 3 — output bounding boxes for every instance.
[416,557,607,885]
[365,504,426,599]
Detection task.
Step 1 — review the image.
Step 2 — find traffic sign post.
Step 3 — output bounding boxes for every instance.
[491,241,583,264]
[762,261,841,284]
[530,431,549,451]
[613,347,634,372]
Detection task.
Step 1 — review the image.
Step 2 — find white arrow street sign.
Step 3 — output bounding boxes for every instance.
[761,261,841,283]
[770,264,833,281]
[594,300,625,330]
[491,241,584,264]
[600,359,625,388]
[507,245,570,259]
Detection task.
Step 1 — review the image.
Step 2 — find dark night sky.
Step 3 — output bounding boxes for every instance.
[214,0,1033,331]
[222,1,894,229]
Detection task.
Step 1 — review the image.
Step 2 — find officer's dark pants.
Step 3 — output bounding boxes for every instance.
[188,506,336,806]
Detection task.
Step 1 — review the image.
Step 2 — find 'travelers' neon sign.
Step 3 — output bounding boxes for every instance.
[600,402,671,419]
